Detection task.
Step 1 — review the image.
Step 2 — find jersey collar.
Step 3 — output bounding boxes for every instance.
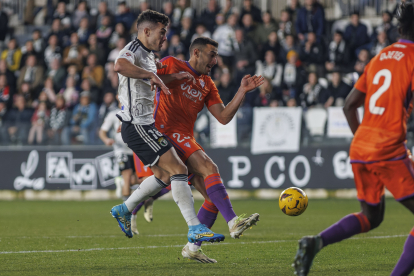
[185,61,201,76]
[398,39,414,44]
[136,38,152,53]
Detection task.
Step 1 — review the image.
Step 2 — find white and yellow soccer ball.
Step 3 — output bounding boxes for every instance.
[279,187,308,216]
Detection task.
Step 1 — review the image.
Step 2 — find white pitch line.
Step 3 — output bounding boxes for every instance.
[4,234,187,239]
[0,234,408,255]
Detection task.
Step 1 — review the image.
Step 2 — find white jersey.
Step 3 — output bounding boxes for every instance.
[115,38,157,125]
[100,109,132,159]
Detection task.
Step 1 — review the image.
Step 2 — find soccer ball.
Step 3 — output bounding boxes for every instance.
[279,187,308,216]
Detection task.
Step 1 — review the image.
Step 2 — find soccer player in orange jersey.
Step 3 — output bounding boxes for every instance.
[154,37,264,262]
[294,3,414,275]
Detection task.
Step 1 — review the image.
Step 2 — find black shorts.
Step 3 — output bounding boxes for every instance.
[118,154,135,172]
[121,122,172,167]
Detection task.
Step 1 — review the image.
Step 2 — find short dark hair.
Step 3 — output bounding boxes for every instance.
[397,2,414,41]
[136,10,169,30]
[189,37,218,56]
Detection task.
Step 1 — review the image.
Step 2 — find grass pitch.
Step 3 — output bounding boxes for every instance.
[0,198,413,275]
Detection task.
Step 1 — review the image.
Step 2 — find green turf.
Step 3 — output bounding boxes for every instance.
[0,198,413,275]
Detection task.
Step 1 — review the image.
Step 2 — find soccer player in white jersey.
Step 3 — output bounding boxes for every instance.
[109,10,225,244]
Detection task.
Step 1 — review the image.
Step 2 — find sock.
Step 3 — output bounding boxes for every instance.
[171,174,200,226]
[194,200,219,246]
[188,242,201,251]
[132,201,145,215]
[124,176,168,212]
[320,213,371,247]
[205,173,236,223]
[131,188,170,215]
[391,228,414,276]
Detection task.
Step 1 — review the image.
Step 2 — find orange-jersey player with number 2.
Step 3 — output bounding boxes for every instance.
[293,3,414,276]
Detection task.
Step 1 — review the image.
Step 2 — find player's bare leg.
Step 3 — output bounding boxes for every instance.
[121,168,135,199]
[391,197,414,276]
[294,197,385,276]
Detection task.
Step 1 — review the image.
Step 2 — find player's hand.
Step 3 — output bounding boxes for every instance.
[105,138,115,146]
[240,75,265,93]
[155,61,167,70]
[150,73,170,95]
[173,72,196,84]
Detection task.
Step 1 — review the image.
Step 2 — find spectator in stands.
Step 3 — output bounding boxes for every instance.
[44,35,62,70]
[66,65,80,88]
[1,38,22,73]
[324,70,352,107]
[86,33,106,66]
[98,91,117,127]
[0,60,16,92]
[46,58,66,92]
[178,16,194,50]
[96,15,113,46]
[72,1,89,30]
[372,10,398,43]
[17,55,44,97]
[213,13,238,68]
[28,101,49,145]
[300,72,326,108]
[286,0,301,23]
[216,69,237,105]
[0,100,7,144]
[107,38,127,62]
[278,9,296,42]
[282,50,307,105]
[253,77,279,107]
[255,50,283,88]
[109,22,129,50]
[354,49,370,76]
[261,31,280,62]
[20,40,41,70]
[172,0,195,30]
[48,95,67,145]
[240,0,262,24]
[94,1,113,31]
[296,0,325,42]
[19,82,35,106]
[64,91,97,145]
[5,95,34,145]
[77,17,91,45]
[198,0,219,34]
[137,1,150,16]
[39,78,57,104]
[343,11,370,59]
[299,32,325,74]
[0,75,11,108]
[254,11,277,48]
[191,24,211,43]
[82,53,104,88]
[80,78,99,105]
[162,1,174,23]
[115,1,136,31]
[280,34,298,64]
[53,1,71,26]
[59,76,78,109]
[32,30,45,57]
[63,33,86,71]
[234,28,257,83]
[240,13,256,43]
[104,67,119,94]
[168,35,186,57]
[325,30,351,73]
[47,18,66,47]
[0,2,9,53]
[369,30,390,57]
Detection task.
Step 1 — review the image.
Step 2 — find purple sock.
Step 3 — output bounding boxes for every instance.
[320,213,371,247]
[132,201,144,215]
[391,230,414,276]
[194,200,218,246]
[131,188,170,215]
[205,173,236,223]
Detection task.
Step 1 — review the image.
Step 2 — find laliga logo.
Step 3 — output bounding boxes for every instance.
[14,150,45,190]
[181,83,203,101]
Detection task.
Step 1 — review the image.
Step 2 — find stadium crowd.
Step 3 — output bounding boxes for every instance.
[0,0,406,145]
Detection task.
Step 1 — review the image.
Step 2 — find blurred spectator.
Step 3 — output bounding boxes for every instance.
[254,11,277,47]
[286,0,301,23]
[96,15,113,45]
[82,54,104,88]
[72,1,89,30]
[1,38,22,73]
[48,95,68,145]
[0,2,9,52]
[280,34,298,64]
[109,22,129,50]
[234,29,257,83]
[66,65,80,87]
[98,91,117,127]
[179,16,195,50]
[215,13,225,30]
[199,0,219,33]
[282,50,307,105]
[168,35,186,57]
[59,76,79,109]
[44,35,62,70]
[326,31,351,73]
[261,31,280,62]
[0,100,7,144]
[103,65,119,94]
[343,11,370,59]
[296,0,325,42]
[324,71,352,107]
[77,17,91,45]
[254,77,279,107]
[216,70,237,105]
[107,38,127,62]
[53,1,71,27]
[255,50,283,88]
[63,33,86,71]
[64,91,97,145]
[239,0,262,24]
[80,78,99,105]
[4,95,34,145]
[20,82,35,106]
[369,30,390,57]
[213,13,238,68]
[240,13,256,42]
[278,9,296,41]
[17,55,44,96]
[372,10,398,43]
[47,18,68,47]
[137,1,150,16]
[28,101,49,145]
[32,30,45,56]
[86,33,106,66]
[300,72,326,108]
[0,60,16,92]
[354,49,370,76]
[115,1,136,31]
[39,78,57,104]
[46,58,66,92]
[299,32,325,74]
[191,24,211,43]
[221,0,239,21]
[172,0,195,30]
[162,1,174,23]
[94,1,113,31]
[0,75,12,107]
[21,40,41,69]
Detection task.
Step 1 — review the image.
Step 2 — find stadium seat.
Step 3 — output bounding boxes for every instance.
[304,108,328,136]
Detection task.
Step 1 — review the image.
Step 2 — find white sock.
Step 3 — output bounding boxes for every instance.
[188,242,201,252]
[171,174,200,226]
[227,216,238,229]
[124,175,165,212]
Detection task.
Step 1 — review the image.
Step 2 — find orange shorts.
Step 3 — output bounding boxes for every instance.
[162,131,203,162]
[133,153,153,178]
[352,157,414,205]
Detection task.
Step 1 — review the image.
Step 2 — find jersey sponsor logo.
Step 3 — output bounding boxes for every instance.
[125,52,132,57]
[180,83,204,103]
[394,44,407,48]
[184,142,191,148]
[379,51,405,61]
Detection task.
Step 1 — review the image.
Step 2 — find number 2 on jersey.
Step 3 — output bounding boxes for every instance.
[369,69,391,115]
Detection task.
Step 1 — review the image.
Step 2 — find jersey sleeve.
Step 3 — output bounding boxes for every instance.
[354,62,371,93]
[205,78,223,108]
[157,56,174,75]
[100,112,115,132]
[115,48,137,65]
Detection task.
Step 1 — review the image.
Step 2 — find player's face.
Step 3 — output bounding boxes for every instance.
[149,22,168,52]
[199,44,218,75]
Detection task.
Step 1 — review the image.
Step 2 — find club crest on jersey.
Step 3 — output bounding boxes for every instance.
[199,79,205,88]
[158,137,168,147]
[184,142,191,148]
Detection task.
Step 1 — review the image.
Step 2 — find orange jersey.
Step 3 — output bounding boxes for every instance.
[351,40,414,162]
[154,56,223,135]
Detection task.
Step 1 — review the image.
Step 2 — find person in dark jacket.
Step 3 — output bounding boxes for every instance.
[4,95,34,145]
[343,11,370,59]
[325,30,351,73]
[0,2,9,51]
[296,0,325,43]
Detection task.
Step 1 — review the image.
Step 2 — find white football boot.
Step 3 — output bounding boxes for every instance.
[114,176,124,199]
[131,214,139,236]
[181,244,217,263]
[229,213,260,239]
[143,198,154,222]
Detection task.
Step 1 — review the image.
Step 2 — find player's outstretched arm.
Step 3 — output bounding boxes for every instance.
[343,87,365,135]
[98,129,114,146]
[209,75,265,125]
[158,72,196,85]
[114,58,170,95]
